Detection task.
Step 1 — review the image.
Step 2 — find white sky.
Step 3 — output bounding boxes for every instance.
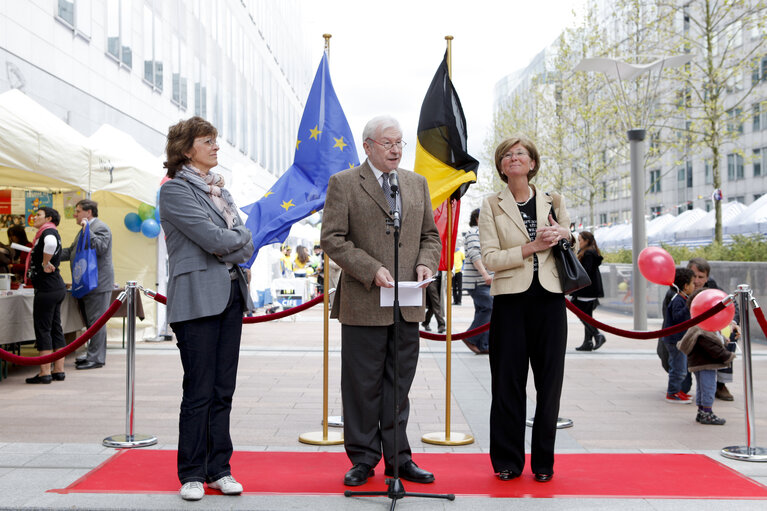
[300,0,584,175]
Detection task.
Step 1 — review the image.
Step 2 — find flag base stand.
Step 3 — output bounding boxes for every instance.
[298,431,344,445]
[421,431,474,446]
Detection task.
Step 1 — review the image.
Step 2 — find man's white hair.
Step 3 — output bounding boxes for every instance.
[362,115,402,142]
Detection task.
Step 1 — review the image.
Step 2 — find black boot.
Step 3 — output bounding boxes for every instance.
[575,340,593,351]
[593,334,607,350]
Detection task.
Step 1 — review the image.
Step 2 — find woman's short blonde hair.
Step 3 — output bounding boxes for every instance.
[494,135,540,183]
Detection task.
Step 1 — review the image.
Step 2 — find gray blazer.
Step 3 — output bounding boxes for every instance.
[321,161,441,326]
[159,177,254,324]
[61,217,114,294]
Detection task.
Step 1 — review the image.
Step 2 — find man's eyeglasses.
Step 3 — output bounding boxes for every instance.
[366,138,406,151]
[502,151,529,160]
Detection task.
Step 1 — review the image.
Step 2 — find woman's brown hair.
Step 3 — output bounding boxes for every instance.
[163,117,218,178]
[494,135,540,183]
[577,231,601,260]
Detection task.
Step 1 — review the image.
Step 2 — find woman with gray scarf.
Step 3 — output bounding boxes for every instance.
[160,117,254,501]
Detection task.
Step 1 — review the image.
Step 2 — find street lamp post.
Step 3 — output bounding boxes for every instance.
[574,55,691,330]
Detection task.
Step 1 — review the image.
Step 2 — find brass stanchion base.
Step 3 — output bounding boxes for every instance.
[421,431,474,446]
[298,431,344,445]
[721,446,767,462]
[103,434,158,448]
[526,417,574,429]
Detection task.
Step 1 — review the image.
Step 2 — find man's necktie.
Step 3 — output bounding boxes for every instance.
[381,173,396,214]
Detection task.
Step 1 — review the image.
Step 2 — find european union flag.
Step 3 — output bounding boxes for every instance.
[241,53,359,266]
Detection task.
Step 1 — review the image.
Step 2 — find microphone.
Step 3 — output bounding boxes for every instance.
[388,170,399,193]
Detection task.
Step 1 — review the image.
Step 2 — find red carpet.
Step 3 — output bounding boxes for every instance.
[52,451,767,499]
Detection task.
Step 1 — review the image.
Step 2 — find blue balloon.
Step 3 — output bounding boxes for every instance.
[154,206,160,222]
[124,212,142,232]
[140,218,161,238]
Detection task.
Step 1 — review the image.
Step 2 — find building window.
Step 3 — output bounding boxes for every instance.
[755,103,761,132]
[106,0,132,68]
[56,0,91,40]
[649,169,661,193]
[650,206,663,217]
[727,108,743,134]
[755,148,762,177]
[686,161,693,188]
[143,4,163,92]
[755,193,763,201]
[193,57,206,118]
[704,160,713,184]
[171,34,187,109]
[729,196,745,204]
[728,153,745,180]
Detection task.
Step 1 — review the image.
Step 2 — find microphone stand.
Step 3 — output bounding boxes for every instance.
[345,178,454,509]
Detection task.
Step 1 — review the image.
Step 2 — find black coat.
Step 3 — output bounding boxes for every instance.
[571,249,604,298]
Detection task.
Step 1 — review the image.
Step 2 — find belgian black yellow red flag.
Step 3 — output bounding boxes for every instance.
[414,52,479,211]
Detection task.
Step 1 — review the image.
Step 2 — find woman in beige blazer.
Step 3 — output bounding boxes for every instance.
[479,135,574,483]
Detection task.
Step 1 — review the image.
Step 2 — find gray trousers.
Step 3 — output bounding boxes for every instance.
[80,291,112,364]
[341,318,419,469]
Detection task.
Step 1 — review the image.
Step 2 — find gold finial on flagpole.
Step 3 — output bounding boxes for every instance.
[323,34,332,57]
[445,35,453,78]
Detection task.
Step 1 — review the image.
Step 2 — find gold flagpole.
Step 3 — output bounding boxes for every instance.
[299,33,343,446]
[422,35,473,447]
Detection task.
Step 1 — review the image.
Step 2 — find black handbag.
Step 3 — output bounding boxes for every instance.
[549,197,591,294]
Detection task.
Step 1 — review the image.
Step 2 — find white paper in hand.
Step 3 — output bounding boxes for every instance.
[380,278,435,307]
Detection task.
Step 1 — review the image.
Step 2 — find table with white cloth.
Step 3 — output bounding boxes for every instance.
[0,290,85,379]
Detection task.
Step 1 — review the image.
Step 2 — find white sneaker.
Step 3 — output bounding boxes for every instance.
[179,481,204,501]
[208,475,243,495]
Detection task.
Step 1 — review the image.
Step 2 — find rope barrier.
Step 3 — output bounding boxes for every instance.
[564,298,729,339]
[142,289,325,322]
[752,306,767,340]
[0,296,126,366]
[419,323,489,341]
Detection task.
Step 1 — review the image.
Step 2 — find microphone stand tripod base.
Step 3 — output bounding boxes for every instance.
[421,431,474,446]
[298,431,344,445]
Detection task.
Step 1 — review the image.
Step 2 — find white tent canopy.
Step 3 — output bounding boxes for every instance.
[728,194,767,235]
[649,208,706,245]
[677,201,747,244]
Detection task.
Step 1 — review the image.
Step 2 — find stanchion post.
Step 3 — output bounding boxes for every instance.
[721,284,767,461]
[103,281,158,448]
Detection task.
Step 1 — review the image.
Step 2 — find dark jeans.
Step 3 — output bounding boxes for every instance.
[170,280,243,484]
[665,340,692,395]
[452,272,462,304]
[33,287,66,352]
[466,285,492,351]
[570,297,601,342]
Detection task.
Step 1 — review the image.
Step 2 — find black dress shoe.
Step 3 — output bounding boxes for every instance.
[421,323,432,332]
[498,470,520,481]
[75,355,87,364]
[26,374,52,384]
[76,361,104,370]
[437,326,446,334]
[575,341,593,351]
[385,460,434,483]
[51,372,66,381]
[344,463,374,486]
[534,473,553,482]
[75,359,88,366]
[593,334,607,350]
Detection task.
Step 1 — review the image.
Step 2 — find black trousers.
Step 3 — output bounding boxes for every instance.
[33,287,66,352]
[452,272,462,304]
[570,297,600,342]
[489,280,567,475]
[170,280,243,484]
[341,316,419,468]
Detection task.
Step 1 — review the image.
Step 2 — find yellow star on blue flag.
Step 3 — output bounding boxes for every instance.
[241,53,360,265]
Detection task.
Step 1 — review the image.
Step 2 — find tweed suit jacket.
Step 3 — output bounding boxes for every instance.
[321,161,441,326]
[479,185,575,296]
[159,177,254,324]
[61,217,114,294]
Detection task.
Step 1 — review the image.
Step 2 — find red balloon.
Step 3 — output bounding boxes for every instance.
[691,288,735,332]
[637,247,675,286]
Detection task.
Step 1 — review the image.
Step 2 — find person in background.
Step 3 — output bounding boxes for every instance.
[321,115,441,487]
[480,135,573,483]
[422,273,446,333]
[7,224,32,284]
[687,257,738,402]
[452,247,465,305]
[661,268,696,404]
[280,244,293,277]
[571,231,606,351]
[677,288,735,425]
[61,199,114,370]
[160,116,254,501]
[25,207,67,384]
[292,245,313,277]
[461,208,492,354]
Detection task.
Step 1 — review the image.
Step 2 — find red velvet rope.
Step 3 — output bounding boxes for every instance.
[564,298,727,339]
[147,291,325,322]
[752,307,767,339]
[0,297,125,366]
[419,323,490,341]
